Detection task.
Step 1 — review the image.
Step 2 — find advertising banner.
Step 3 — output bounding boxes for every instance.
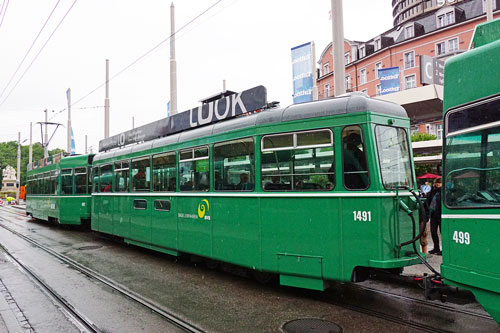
[291,42,314,104]
[99,85,267,152]
[379,67,401,95]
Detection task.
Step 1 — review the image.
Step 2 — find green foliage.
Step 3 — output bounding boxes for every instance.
[411,132,437,142]
[0,141,64,186]
[415,163,435,177]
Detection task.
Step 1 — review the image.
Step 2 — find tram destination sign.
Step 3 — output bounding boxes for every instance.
[99,85,267,152]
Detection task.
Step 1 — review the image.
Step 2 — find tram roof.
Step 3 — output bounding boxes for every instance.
[93,93,406,163]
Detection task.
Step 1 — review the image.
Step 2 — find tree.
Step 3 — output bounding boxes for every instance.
[411,132,437,142]
[0,141,64,186]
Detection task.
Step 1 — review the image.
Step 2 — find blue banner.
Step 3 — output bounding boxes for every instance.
[291,42,314,104]
[379,67,400,95]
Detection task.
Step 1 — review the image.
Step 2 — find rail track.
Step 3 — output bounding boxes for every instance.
[0,211,204,333]
[1,206,497,332]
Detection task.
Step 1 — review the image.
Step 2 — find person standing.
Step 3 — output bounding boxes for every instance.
[429,178,442,255]
[420,181,431,197]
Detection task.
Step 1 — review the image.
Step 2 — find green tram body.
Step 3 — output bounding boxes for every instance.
[91,93,422,290]
[442,19,500,323]
[26,154,94,225]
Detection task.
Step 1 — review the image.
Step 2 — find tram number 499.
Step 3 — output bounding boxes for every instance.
[353,211,372,222]
[452,231,470,245]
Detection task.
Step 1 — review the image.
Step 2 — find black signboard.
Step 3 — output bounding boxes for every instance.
[99,85,267,152]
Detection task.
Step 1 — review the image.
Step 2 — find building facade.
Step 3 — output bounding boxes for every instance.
[317,0,499,143]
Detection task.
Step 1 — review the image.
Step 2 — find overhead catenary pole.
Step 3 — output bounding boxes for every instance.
[16,132,21,202]
[104,59,110,138]
[44,109,49,158]
[67,88,72,153]
[85,135,88,154]
[331,0,346,96]
[29,122,33,166]
[486,0,493,21]
[132,116,135,129]
[169,2,178,115]
[311,41,318,101]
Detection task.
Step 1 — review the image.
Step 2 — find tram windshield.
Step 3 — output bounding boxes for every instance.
[375,126,413,189]
[445,97,500,208]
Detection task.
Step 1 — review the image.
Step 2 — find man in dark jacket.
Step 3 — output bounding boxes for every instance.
[429,178,442,255]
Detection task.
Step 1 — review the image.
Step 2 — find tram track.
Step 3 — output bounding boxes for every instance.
[0,207,497,332]
[0,239,99,332]
[0,214,205,333]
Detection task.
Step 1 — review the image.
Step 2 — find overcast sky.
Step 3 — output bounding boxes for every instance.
[0,0,392,154]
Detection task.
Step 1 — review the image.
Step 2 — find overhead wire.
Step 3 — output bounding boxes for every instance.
[50,0,224,120]
[0,0,78,108]
[0,0,9,30]
[0,0,62,101]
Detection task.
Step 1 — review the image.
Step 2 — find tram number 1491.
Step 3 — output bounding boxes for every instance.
[353,211,372,222]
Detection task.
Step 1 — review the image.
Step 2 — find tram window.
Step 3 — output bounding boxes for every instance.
[261,129,335,191]
[75,167,87,194]
[342,126,370,190]
[214,138,254,191]
[114,161,129,193]
[153,153,176,192]
[61,169,73,195]
[131,158,151,192]
[99,164,113,192]
[51,170,58,195]
[445,111,500,208]
[375,126,413,189]
[133,199,147,210]
[154,200,170,211]
[88,166,92,194]
[179,146,210,192]
[92,166,99,193]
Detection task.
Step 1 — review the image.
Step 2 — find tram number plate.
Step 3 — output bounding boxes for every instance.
[353,211,371,222]
[452,231,470,245]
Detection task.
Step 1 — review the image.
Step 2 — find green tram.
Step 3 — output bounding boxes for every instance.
[26,153,94,225]
[442,18,500,323]
[92,92,423,290]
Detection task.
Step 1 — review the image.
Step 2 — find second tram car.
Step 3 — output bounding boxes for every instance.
[90,92,423,290]
[442,18,500,323]
[26,153,94,225]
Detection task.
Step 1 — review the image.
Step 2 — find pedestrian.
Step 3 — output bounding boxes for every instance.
[420,181,431,197]
[429,178,442,255]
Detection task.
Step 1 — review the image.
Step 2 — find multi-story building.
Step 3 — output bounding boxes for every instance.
[317,0,499,170]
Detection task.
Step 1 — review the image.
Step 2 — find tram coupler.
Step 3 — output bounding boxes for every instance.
[415,274,445,301]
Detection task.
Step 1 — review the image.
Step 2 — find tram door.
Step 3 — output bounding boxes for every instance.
[151,153,177,250]
[176,147,212,256]
[129,158,152,244]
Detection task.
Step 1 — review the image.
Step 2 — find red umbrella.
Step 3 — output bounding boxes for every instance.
[417,173,441,179]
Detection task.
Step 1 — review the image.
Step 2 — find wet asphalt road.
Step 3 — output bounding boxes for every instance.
[0,206,498,332]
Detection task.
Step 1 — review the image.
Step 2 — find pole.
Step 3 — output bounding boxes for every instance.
[331,0,346,96]
[223,79,226,93]
[170,2,178,115]
[85,135,88,154]
[44,109,49,159]
[29,122,33,166]
[311,41,318,101]
[67,88,72,153]
[104,59,110,138]
[486,0,493,21]
[132,116,135,129]
[16,132,21,202]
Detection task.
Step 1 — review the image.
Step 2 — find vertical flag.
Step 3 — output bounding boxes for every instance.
[291,42,314,104]
[70,127,76,155]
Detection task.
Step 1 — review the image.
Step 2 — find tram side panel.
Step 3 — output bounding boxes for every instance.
[211,196,260,269]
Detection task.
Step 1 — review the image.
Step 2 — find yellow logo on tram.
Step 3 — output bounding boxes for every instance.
[198,199,210,219]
